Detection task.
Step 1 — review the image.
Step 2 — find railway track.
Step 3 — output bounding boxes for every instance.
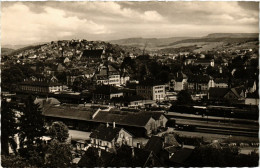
[172,113,259,137]
[176,122,259,133]
[194,127,258,137]
[167,112,258,125]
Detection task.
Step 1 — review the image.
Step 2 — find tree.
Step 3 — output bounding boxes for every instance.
[45,139,73,167]
[121,56,132,68]
[47,121,69,143]
[1,155,31,167]
[45,122,72,167]
[206,66,218,77]
[176,90,193,105]
[157,70,170,83]
[139,64,147,81]
[71,76,90,92]
[1,100,18,155]
[56,71,67,84]
[188,145,258,167]
[78,147,109,167]
[19,95,46,150]
[2,64,37,91]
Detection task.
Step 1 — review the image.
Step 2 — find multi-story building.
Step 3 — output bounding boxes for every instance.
[96,74,130,87]
[173,72,188,91]
[95,64,130,86]
[214,78,228,88]
[193,59,214,67]
[20,80,64,93]
[136,82,166,101]
[90,124,133,149]
[92,85,123,104]
[153,85,166,101]
[188,75,214,94]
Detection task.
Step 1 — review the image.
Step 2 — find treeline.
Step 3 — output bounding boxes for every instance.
[1,96,73,167]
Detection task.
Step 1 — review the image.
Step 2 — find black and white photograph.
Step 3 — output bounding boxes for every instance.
[1,1,259,167]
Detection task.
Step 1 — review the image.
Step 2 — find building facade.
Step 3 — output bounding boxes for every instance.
[136,84,166,101]
[20,80,64,93]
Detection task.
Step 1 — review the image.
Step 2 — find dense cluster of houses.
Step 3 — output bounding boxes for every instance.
[1,37,259,167]
[17,58,258,105]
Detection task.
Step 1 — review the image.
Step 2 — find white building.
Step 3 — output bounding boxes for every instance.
[96,75,130,87]
[153,85,166,101]
[110,92,124,99]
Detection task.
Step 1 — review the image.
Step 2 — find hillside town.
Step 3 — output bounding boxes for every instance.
[1,0,260,167]
[1,36,259,166]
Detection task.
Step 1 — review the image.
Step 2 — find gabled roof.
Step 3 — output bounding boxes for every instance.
[110,145,163,167]
[56,63,66,71]
[43,104,95,121]
[46,97,61,105]
[230,88,243,98]
[164,133,180,147]
[93,111,154,127]
[78,147,114,167]
[175,72,187,82]
[209,88,229,99]
[144,136,163,155]
[107,64,118,72]
[34,97,60,108]
[90,125,122,142]
[145,112,165,120]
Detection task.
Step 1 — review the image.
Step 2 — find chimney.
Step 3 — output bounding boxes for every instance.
[137,142,141,149]
[106,122,109,128]
[98,148,101,157]
[131,147,135,158]
[113,122,115,129]
[169,153,174,159]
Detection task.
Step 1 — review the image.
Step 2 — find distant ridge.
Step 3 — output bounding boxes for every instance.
[109,37,195,49]
[205,33,259,38]
[109,33,258,49]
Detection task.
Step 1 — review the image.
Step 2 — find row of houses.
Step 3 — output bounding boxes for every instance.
[77,132,193,167]
[172,72,257,94]
[20,79,65,93]
[208,87,259,105]
[18,76,257,106]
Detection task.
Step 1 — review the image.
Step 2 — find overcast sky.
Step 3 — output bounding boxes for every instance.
[1,1,259,45]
